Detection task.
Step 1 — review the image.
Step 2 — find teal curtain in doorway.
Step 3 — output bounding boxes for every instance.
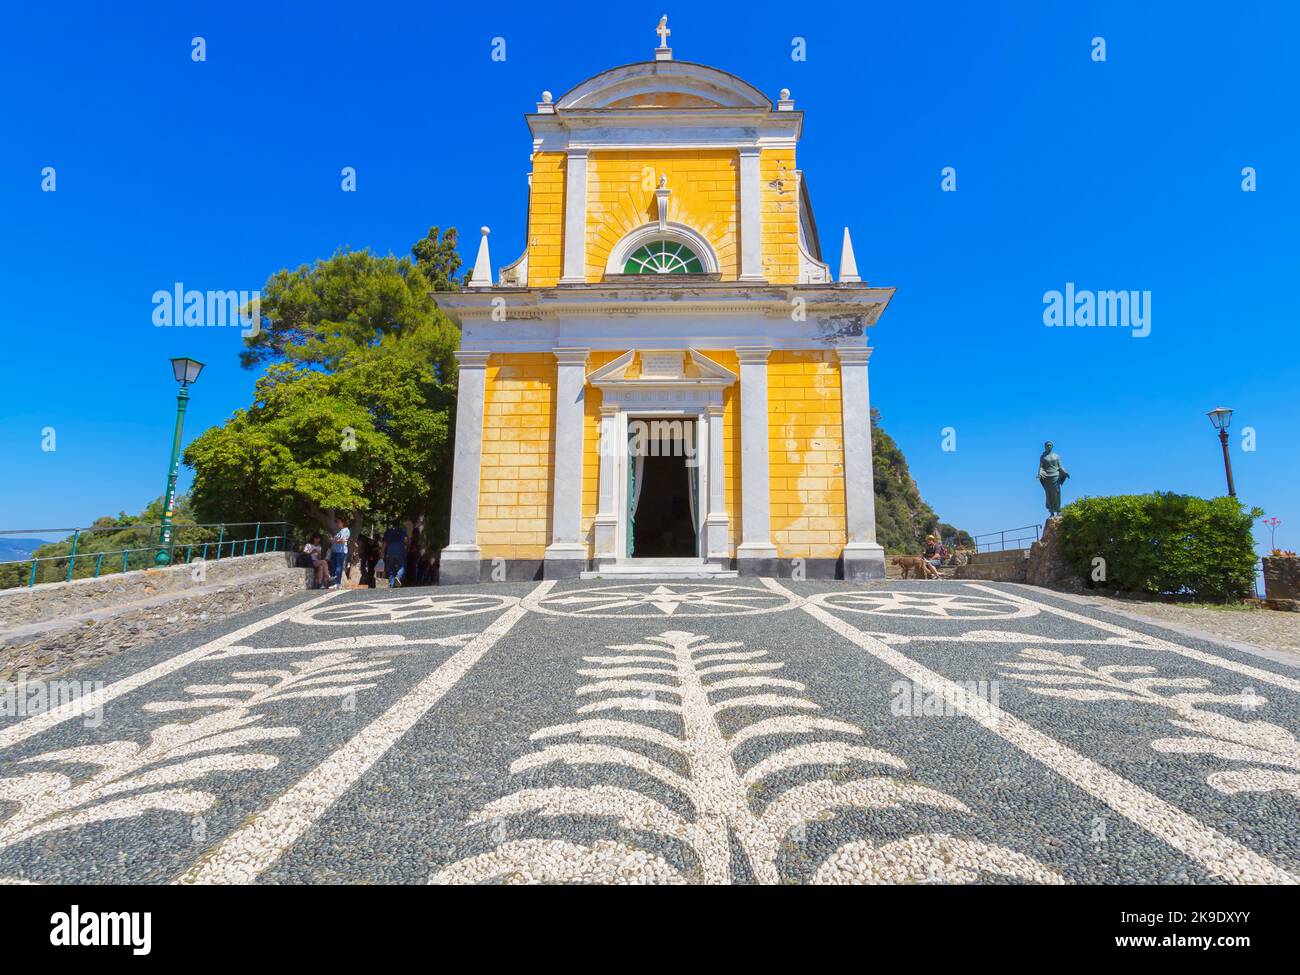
[626,427,637,557]
[687,454,698,555]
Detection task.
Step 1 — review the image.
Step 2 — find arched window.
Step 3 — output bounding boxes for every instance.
[623,240,706,275]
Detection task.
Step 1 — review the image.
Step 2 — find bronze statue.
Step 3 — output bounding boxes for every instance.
[1037,441,1069,517]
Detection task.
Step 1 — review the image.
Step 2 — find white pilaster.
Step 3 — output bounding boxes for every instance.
[559,149,589,285]
[837,347,885,580]
[545,347,589,577]
[703,404,730,561]
[738,147,764,282]
[735,346,777,572]
[593,405,619,561]
[440,351,490,584]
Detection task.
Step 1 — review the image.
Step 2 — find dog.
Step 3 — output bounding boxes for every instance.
[891,555,941,580]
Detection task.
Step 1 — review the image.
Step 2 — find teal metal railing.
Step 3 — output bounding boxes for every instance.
[972,524,1041,553]
[0,522,292,590]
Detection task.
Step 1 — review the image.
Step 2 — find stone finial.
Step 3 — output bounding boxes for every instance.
[777,88,795,111]
[839,227,861,283]
[469,226,493,288]
[537,89,555,114]
[655,176,671,230]
[654,15,672,60]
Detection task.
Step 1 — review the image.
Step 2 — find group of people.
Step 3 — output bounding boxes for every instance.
[302,517,414,590]
[923,534,973,569]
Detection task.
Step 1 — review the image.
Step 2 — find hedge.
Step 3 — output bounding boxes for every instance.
[1056,493,1261,601]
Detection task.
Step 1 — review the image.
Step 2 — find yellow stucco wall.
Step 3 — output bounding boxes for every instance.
[768,351,846,558]
[523,148,805,287]
[476,350,841,563]
[478,353,556,560]
[586,150,739,281]
[526,152,566,287]
[760,148,800,285]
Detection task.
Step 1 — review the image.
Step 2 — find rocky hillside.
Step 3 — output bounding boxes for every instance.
[872,408,971,554]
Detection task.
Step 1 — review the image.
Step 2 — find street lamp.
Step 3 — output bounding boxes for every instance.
[156,357,205,565]
[1205,406,1236,498]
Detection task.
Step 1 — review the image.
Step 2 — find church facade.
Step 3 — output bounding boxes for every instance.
[436,25,894,584]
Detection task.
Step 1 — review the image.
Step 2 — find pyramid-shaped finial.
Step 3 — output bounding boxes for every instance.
[839,227,861,283]
[469,226,493,288]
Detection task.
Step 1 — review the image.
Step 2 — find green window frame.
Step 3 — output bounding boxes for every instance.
[623,240,706,275]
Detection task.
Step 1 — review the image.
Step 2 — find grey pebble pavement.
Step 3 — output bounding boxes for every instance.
[1,579,1297,885]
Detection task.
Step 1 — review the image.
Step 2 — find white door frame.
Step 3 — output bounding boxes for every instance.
[589,350,736,567]
[617,410,706,559]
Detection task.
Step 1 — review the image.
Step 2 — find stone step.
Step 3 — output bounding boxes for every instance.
[581,558,737,580]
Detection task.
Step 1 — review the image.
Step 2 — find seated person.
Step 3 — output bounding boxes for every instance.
[923,535,948,568]
[303,534,331,589]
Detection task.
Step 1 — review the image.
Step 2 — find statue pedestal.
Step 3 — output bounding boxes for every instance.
[1025,517,1082,592]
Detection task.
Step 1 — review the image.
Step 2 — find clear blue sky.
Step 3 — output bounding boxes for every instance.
[3,1,1297,554]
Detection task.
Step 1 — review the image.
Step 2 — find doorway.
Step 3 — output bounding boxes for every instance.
[627,420,699,558]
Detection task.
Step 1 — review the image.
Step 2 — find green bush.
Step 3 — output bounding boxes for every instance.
[1057,493,1261,601]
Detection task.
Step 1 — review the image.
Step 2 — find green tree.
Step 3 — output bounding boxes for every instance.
[188,240,462,547]
[411,226,464,291]
[1057,493,1260,601]
[239,246,459,375]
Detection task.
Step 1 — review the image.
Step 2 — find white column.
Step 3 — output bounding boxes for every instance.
[440,350,490,584]
[837,347,885,580]
[545,347,590,577]
[738,147,764,282]
[559,149,589,285]
[735,346,777,573]
[593,405,619,563]
[703,403,730,561]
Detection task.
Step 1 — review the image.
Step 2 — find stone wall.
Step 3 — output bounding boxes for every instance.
[0,553,311,681]
[1262,556,1300,612]
[1024,517,1085,592]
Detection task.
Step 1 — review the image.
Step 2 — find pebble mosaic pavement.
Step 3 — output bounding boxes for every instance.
[1,579,1297,885]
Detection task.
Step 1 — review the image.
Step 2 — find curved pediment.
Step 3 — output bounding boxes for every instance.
[555,61,771,111]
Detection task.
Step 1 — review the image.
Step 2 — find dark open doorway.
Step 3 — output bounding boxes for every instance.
[630,449,698,558]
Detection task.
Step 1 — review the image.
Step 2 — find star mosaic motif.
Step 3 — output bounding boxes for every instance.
[813,590,1035,620]
[532,583,795,618]
[300,593,518,624]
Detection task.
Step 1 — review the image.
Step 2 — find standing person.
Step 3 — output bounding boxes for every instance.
[382,523,408,587]
[303,533,330,589]
[329,516,350,589]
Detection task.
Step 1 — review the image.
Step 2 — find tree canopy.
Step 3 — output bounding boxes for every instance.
[185,228,464,545]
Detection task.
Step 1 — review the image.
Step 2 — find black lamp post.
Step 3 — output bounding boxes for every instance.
[156,357,205,565]
[1206,406,1236,498]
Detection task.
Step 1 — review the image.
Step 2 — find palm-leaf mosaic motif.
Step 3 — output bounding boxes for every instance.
[0,651,395,851]
[432,630,1061,884]
[998,649,1300,799]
